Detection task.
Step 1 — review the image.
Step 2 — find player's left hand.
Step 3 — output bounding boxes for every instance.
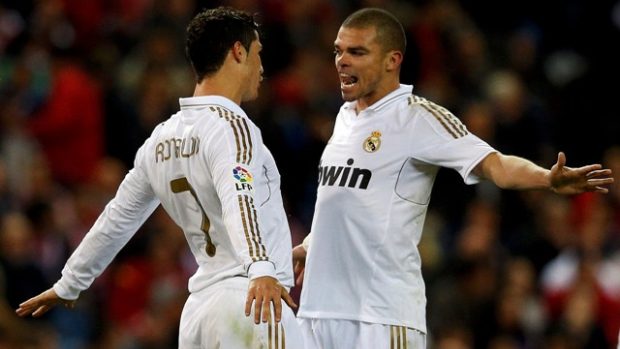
[292,244,306,286]
[245,276,296,324]
[15,288,76,318]
[549,152,614,195]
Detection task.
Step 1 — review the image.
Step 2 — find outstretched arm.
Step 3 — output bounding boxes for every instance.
[473,152,614,194]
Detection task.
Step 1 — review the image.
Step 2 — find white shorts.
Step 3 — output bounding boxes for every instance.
[298,318,426,349]
[179,277,304,349]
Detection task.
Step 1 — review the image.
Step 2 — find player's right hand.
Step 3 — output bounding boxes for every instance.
[292,244,307,286]
[15,288,76,318]
[245,276,296,324]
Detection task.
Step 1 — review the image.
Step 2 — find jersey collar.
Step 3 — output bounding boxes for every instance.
[342,84,413,113]
[179,95,248,117]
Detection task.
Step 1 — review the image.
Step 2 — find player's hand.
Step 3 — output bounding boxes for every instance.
[292,244,307,286]
[15,288,76,318]
[549,152,614,195]
[245,276,296,324]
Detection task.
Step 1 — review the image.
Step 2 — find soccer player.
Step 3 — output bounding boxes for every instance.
[293,7,614,349]
[16,7,304,348]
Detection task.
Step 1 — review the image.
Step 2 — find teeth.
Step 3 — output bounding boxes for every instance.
[340,74,357,86]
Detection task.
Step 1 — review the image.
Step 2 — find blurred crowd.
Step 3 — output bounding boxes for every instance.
[1,0,620,348]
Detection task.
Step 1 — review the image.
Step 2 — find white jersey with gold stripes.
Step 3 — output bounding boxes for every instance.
[298,84,496,333]
[53,95,293,300]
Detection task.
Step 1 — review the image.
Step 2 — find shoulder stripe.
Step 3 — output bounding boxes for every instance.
[425,102,467,138]
[427,102,468,137]
[241,118,253,164]
[420,104,459,138]
[235,118,249,163]
[410,94,468,138]
[210,106,253,164]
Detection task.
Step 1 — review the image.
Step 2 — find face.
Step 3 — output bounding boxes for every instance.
[334,26,397,109]
[241,31,264,102]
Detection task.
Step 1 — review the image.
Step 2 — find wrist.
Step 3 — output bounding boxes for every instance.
[247,260,276,280]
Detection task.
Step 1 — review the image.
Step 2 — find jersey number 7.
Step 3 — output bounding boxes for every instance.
[170,177,217,257]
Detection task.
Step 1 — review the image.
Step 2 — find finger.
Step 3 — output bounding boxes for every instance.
[254,294,263,324]
[261,295,271,323]
[273,293,283,323]
[293,261,303,274]
[587,178,615,187]
[574,164,603,175]
[586,169,612,178]
[593,186,609,194]
[245,292,254,317]
[15,304,34,317]
[281,288,297,309]
[32,305,51,318]
[556,152,566,170]
[296,268,305,287]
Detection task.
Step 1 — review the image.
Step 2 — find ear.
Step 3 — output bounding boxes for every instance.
[232,41,246,63]
[385,50,403,72]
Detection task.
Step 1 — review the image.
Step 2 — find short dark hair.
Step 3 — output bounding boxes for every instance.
[185,7,259,82]
[342,8,406,55]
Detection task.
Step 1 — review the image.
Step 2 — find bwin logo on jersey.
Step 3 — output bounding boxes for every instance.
[318,158,371,189]
[233,166,254,191]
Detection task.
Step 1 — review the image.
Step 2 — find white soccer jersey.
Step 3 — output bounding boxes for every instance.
[298,84,496,333]
[53,95,293,300]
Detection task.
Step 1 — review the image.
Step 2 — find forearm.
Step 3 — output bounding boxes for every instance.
[477,153,551,190]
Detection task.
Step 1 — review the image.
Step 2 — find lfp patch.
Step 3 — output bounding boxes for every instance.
[233,166,254,191]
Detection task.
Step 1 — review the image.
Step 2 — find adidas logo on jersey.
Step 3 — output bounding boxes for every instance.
[318,158,371,189]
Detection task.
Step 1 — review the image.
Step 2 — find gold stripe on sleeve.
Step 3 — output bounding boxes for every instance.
[243,196,267,261]
[247,196,267,259]
[237,196,255,259]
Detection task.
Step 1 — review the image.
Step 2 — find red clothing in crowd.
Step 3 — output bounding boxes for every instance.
[28,62,103,185]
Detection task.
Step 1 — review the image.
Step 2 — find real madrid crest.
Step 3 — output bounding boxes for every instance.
[363,130,382,153]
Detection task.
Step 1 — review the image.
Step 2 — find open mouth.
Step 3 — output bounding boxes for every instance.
[340,73,358,88]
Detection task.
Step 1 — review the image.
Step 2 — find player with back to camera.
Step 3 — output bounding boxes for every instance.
[293,7,614,349]
[16,7,305,349]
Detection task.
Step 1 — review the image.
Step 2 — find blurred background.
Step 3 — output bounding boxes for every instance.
[1,0,620,348]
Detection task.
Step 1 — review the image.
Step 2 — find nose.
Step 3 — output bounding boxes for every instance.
[335,52,348,68]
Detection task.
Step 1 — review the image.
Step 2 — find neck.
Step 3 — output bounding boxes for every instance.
[193,68,244,105]
[355,81,401,114]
